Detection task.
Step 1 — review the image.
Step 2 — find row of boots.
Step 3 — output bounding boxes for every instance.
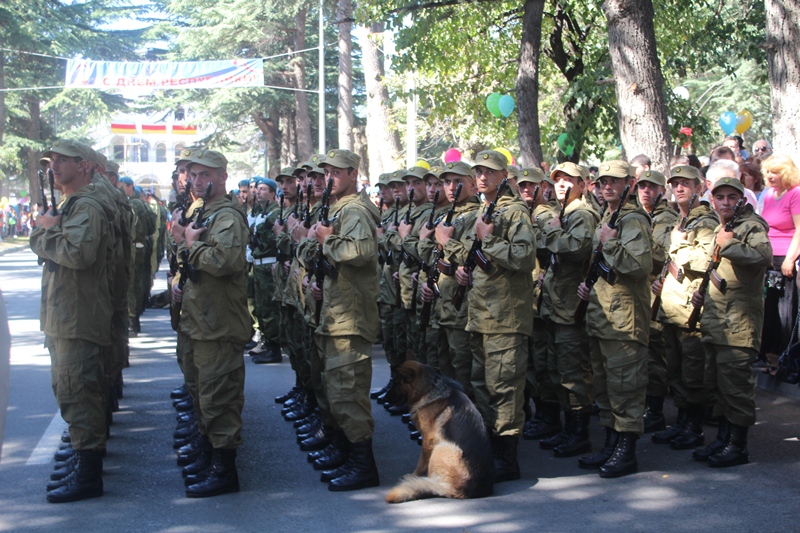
[370,378,422,444]
[171,384,240,497]
[278,383,380,491]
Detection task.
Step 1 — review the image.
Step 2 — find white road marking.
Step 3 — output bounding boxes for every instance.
[26,411,67,465]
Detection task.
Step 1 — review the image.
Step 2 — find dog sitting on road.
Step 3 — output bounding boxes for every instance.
[384,361,494,503]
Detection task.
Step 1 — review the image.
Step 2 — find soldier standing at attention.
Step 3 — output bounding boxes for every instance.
[119,177,152,337]
[308,149,382,491]
[652,166,719,447]
[577,160,652,478]
[455,150,535,482]
[32,140,113,503]
[689,177,772,467]
[170,150,250,497]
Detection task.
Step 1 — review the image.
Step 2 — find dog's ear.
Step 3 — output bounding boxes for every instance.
[394,365,413,384]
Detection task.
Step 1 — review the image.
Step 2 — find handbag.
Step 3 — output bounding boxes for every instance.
[776,304,800,385]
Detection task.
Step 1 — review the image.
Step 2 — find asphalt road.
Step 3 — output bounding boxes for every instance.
[1,247,799,533]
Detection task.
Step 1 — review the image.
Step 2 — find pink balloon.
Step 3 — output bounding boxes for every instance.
[444,148,462,163]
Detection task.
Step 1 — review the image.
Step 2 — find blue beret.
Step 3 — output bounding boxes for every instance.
[262,178,278,191]
[238,179,251,187]
[134,185,143,196]
[119,177,134,186]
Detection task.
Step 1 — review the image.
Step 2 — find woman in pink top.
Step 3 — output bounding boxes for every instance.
[760,155,800,359]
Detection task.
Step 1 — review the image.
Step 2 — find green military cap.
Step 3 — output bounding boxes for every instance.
[307,165,325,177]
[186,149,228,170]
[38,156,51,167]
[276,167,295,181]
[92,150,108,168]
[550,161,589,181]
[321,149,360,169]
[711,176,745,196]
[292,165,306,176]
[669,165,702,183]
[472,150,508,171]
[424,165,444,181]
[638,169,667,187]
[308,153,326,167]
[42,139,96,162]
[175,147,196,165]
[106,160,120,174]
[596,160,632,180]
[518,167,545,185]
[507,166,519,180]
[376,172,391,186]
[440,161,476,178]
[402,165,429,181]
[386,170,406,185]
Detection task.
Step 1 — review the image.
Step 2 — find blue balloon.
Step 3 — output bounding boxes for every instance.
[718,111,738,135]
[498,95,515,118]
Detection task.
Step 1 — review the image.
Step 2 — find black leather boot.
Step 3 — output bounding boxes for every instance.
[177,434,205,467]
[370,379,393,400]
[579,426,620,469]
[299,426,334,451]
[493,435,521,483]
[523,401,562,441]
[186,448,240,498]
[670,403,705,450]
[327,439,380,491]
[598,432,638,478]
[171,384,188,400]
[182,436,212,477]
[53,445,74,463]
[296,415,322,439]
[386,403,409,416]
[282,389,306,411]
[61,429,71,444]
[176,410,196,424]
[275,386,299,404]
[376,385,392,405]
[313,434,350,471]
[693,417,731,462]
[50,453,78,481]
[252,342,282,364]
[540,411,571,450]
[174,398,194,412]
[652,407,688,444]
[708,424,749,468]
[173,422,198,440]
[643,395,666,433]
[554,410,592,457]
[174,425,200,449]
[47,450,104,503]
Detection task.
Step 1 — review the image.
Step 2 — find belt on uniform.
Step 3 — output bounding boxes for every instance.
[254,257,277,266]
[667,259,684,283]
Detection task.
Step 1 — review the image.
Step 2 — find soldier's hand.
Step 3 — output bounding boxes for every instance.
[36,211,61,230]
[475,218,493,241]
[292,223,309,242]
[284,261,291,275]
[171,209,186,243]
[286,214,300,231]
[435,223,455,246]
[537,272,545,290]
[302,275,310,291]
[315,222,334,244]
[716,229,734,248]
[272,219,284,236]
[411,271,419,284]
[599,223,618,244]
[419,224,434,241]
[184,223,207,247]
[171,284,183,303]
[691,290,704,308]
[392,271,400,282]
[311,281,323,301]
[652,277,663,296]
[398,220,412,239]
[577,282,591,301]
[671,226,687,244]
[454,266,470,287]
[549,216,562,229]
[420,283,435,302]
[376,225,385,237]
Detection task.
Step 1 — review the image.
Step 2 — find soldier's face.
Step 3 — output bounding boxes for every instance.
[426,178,447,206]
[189,164,227,200]
[712,187,743,221]
[553,172,584,202]
[406,177,426,205]
[238,185,249,204]
[310,172,327,198]
[669,177,699,206]
[596,175,628,204]
[50,154,86,188]
[256,184,273,203]
[518,182,538,205]
[474,166,506,196]
[637,181,663,209]
[442,174,474,204]
[281,178,298,200]
[377,185,394,207]
[325,165,358,198]
[389,182,408,203]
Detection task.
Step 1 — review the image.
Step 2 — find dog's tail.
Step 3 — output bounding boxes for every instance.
[385,475,459,504]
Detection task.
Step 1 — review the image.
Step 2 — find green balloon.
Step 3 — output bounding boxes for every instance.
[20,190,28,197]
[557,133,576,157]
[486,92,502,118]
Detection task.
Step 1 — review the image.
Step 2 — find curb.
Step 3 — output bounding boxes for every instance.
[0,244,28,256]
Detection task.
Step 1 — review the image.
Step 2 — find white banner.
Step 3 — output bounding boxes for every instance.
[65,58,265,89]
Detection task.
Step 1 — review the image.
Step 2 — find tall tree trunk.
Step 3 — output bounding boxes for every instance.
[602,0,671,172]
[362,23,402,181]
[516,0,545,168]
[0,51,5,146]
[252,110,281,178]
[337,0,354,150]
[280,111,298,168]
[26,96,42,204]
[293,8,313,162]
[766,0,800,158]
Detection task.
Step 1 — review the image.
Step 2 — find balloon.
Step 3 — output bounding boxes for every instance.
[498,95,515,118]
[486,93,502,118]
[736,110,753,134]
[415,160,431,171]
[492,148,514,165]
[718,111,738,135]
[20,190,28,197]
[443,148,462,164]
[557,133,576,157]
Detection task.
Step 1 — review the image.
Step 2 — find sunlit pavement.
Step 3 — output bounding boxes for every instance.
[1,248,799,532]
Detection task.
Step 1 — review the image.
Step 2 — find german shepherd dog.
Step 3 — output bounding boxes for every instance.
[384,361,494,503]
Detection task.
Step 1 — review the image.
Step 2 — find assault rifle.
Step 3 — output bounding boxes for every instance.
[37,170,49,214]
[452,178,508,311]
[528,185,540,215]
[648,192,663,223]
[48,169,58,216]
[411,190,439,314]
[687,197,745,331]
[651,193,697,320]
[171,182,211,329]
[392,196,402,305]
[314,178,338,324]
[574,184,631,323]
[303,183,313,225]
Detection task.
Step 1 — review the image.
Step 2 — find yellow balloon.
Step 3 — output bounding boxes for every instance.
[0,196,7,207]
[736,110,753,134]
[415,160,431,171]
[492,147,513,165]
